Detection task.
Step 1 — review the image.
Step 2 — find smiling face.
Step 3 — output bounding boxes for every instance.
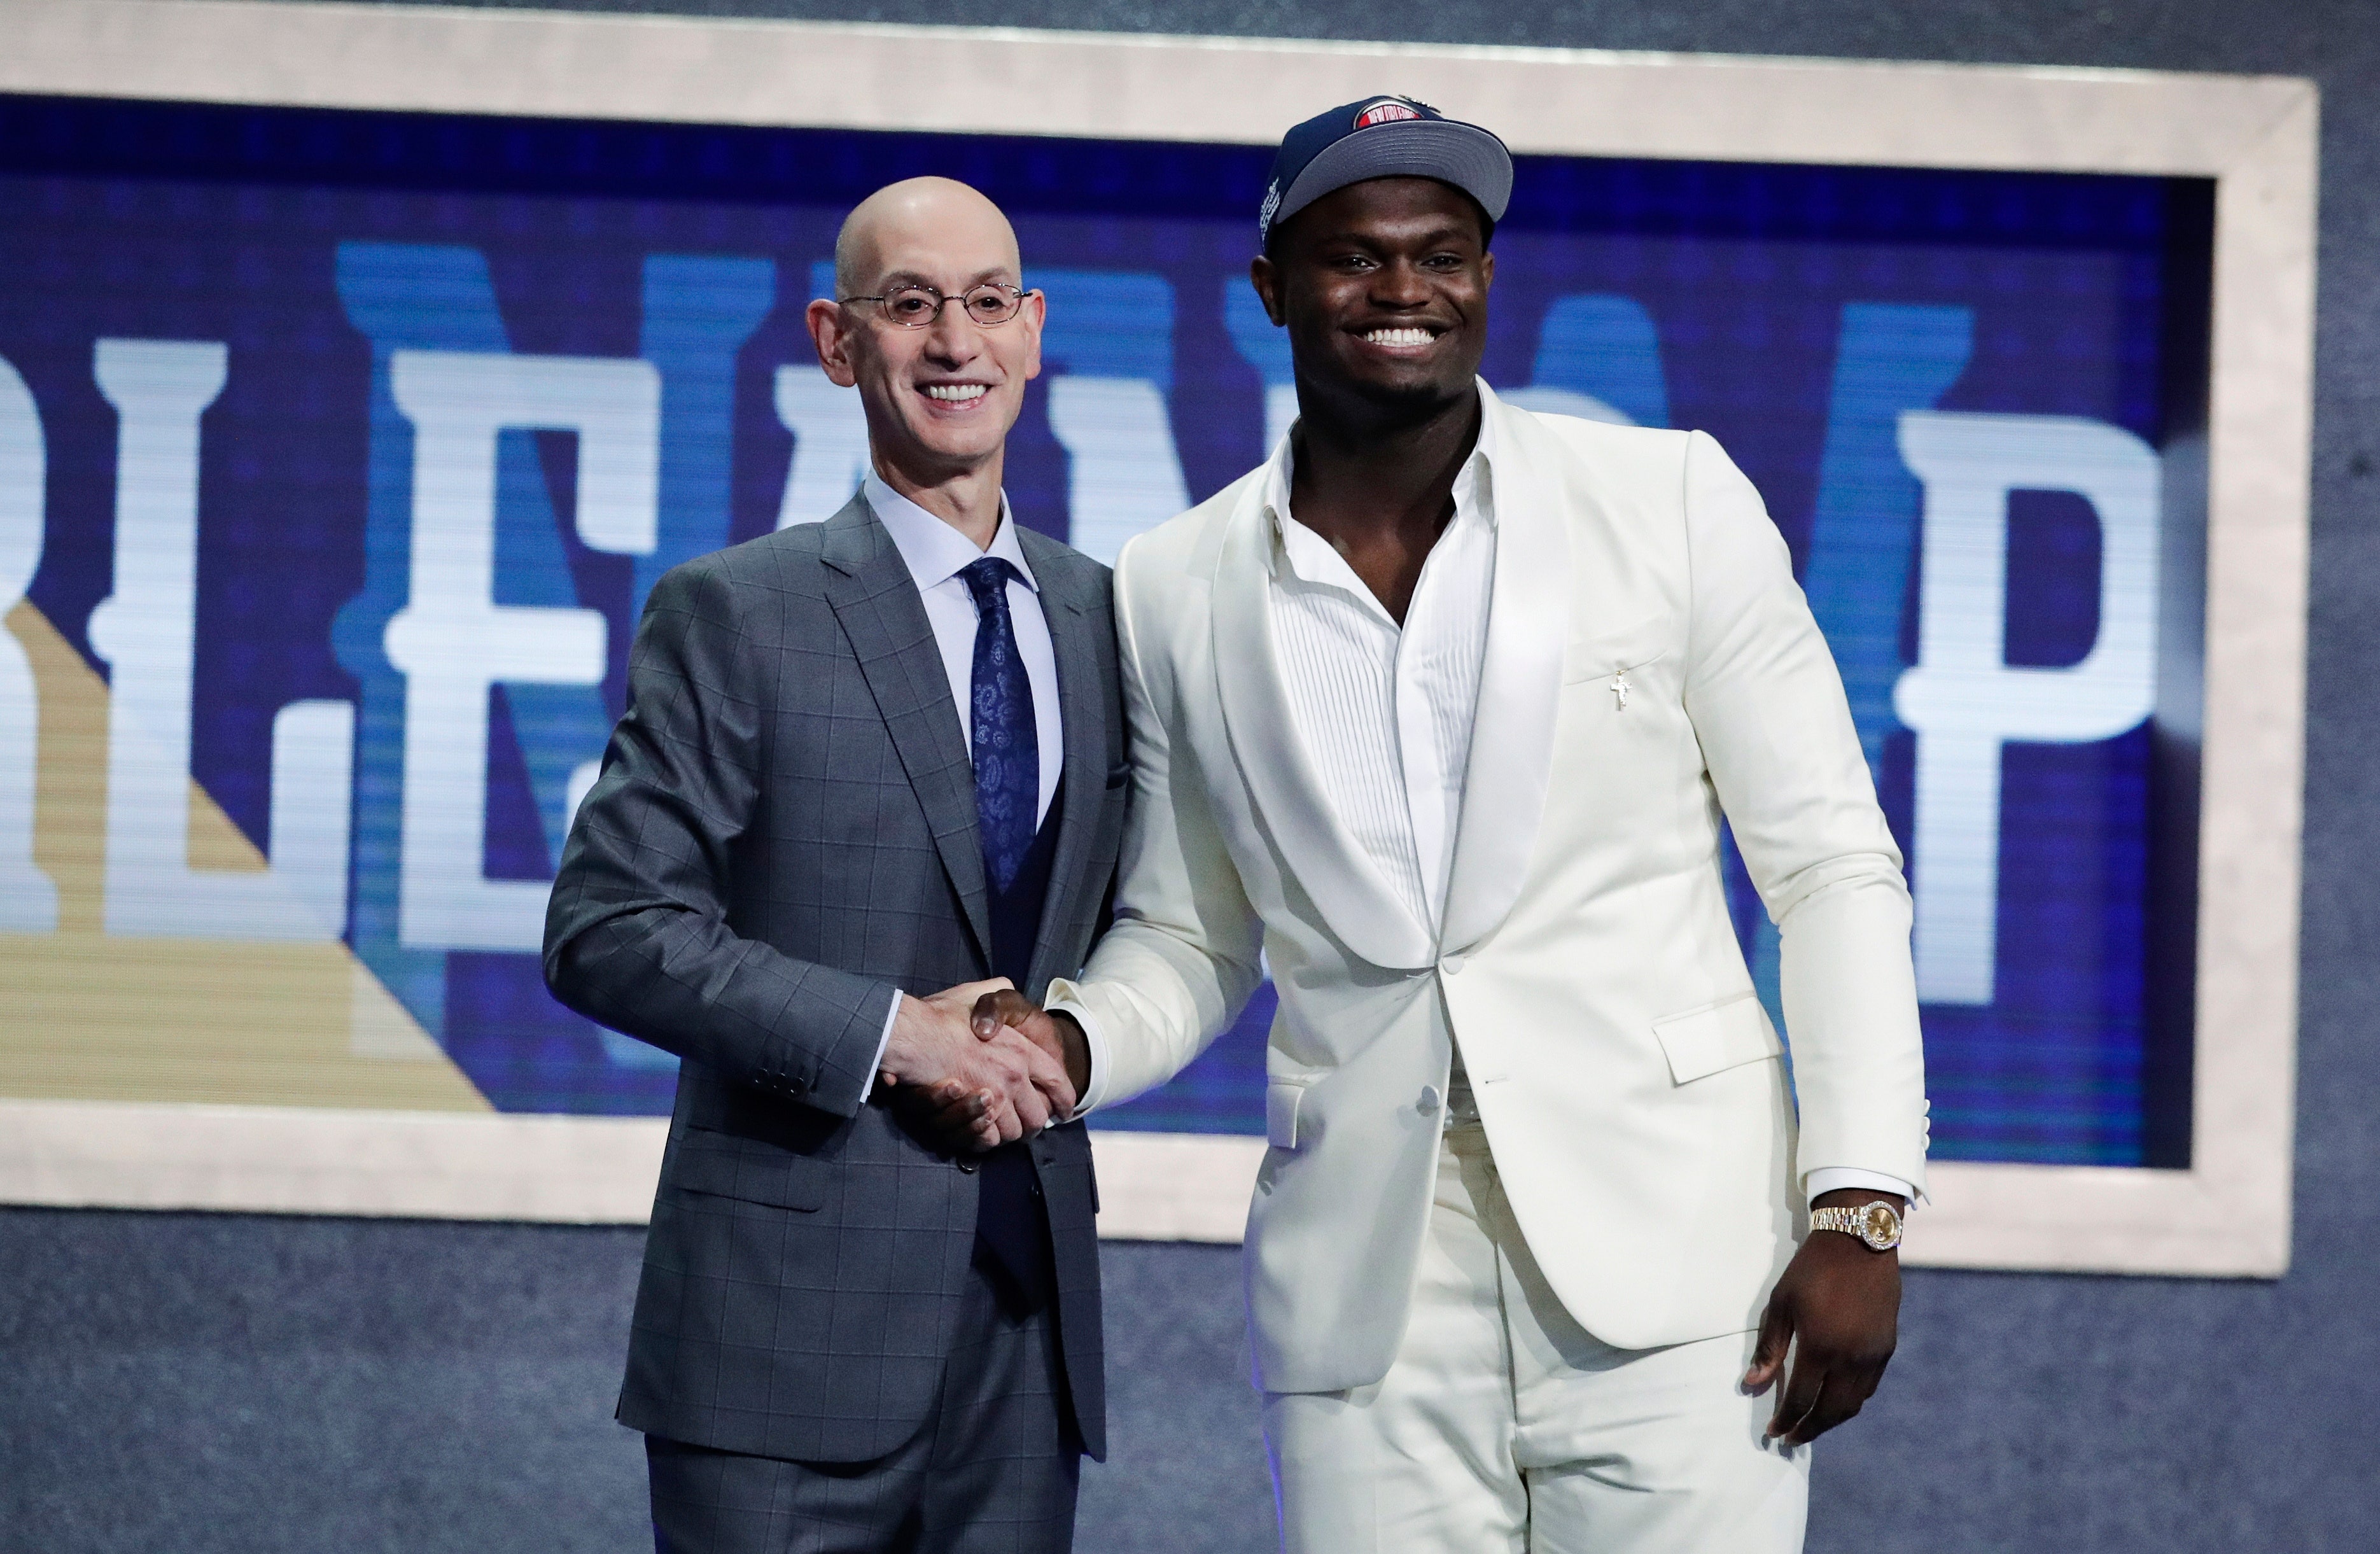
[1253,175,1494,421]
[806,178,1044,486]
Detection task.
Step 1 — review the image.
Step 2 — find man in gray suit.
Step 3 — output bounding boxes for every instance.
[545,176,1125,1553]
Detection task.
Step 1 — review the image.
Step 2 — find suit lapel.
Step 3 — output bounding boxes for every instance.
[1018,532,1109,993]
[818,494,992,962]
[1210,483,1436,971]
[1440,386,1574,954]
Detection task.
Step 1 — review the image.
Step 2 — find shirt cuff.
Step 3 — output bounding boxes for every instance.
[1805,1167,1921,1210]
[1042,983,1112,1120]
[866,990,901,1089]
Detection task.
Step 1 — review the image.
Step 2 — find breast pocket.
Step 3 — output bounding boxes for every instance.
[1564,613,1672,689]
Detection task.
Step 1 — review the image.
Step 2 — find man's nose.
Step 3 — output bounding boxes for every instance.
[920,303,984,361]
[1369,259,1437,307]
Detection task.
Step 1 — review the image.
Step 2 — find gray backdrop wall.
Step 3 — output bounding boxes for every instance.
[4,1,2375,1550]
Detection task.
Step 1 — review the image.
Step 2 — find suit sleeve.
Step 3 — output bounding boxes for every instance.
[1044,543,1266,1114]
[1679,431,1931,1195]
[542,558,894,1119]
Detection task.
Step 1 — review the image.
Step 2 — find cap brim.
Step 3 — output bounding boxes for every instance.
[1273,119,1513,236]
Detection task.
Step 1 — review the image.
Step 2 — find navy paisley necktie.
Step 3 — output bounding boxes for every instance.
[960,557,1038,892]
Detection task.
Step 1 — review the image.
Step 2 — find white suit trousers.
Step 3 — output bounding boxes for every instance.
[1262,1124,1809,1553]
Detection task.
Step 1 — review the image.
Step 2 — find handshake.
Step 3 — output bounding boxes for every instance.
[877,980,1090,1154]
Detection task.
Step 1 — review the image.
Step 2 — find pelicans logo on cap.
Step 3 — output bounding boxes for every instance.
[1352,99,1424,128]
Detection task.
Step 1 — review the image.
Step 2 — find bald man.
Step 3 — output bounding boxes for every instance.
[546,177,1124,1553]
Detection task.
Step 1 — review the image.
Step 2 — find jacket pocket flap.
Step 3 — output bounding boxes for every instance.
[670,1131,827,1211]
[1653,994,1783,1084]
[1265,1081,1307,1151]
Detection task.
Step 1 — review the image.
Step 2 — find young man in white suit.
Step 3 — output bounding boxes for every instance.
[970,97,1929,1551]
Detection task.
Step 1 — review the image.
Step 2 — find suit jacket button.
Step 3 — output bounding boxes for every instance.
[957,1159,977,1175]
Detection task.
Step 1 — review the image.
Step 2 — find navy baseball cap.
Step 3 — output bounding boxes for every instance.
[1257,95,1513,249]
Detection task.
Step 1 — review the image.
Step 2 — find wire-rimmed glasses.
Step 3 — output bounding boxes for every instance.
[841,282,1030,328]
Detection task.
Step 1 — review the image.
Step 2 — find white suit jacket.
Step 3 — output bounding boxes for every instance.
[1049,386,1930,1394]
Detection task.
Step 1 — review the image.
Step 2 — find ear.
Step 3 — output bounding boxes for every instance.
[806,297,860,388]
[1016,288,1046,382]
[1250,256,1286,327]
[1478,249,1495,293]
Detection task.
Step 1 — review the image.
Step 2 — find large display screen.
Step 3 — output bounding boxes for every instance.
[0,92,2209,1168]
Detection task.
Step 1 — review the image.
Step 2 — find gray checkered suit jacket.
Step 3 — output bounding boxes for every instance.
[544,493,1124,1465]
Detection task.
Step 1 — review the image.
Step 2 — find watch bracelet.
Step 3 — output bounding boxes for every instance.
[1809,1201,1901,1249]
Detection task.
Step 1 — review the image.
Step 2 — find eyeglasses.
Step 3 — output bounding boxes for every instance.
[841,283,1030,329]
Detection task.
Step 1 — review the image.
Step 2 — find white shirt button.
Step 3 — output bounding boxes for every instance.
[1418,1085,1443,1114]
[1440,953,1467,976]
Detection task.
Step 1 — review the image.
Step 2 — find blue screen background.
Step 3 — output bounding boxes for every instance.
[0,94,2209,1165]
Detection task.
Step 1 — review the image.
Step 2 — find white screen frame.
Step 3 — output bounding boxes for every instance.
[0,0,2316,1275]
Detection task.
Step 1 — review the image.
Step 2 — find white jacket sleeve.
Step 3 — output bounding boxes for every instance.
[1044,542,1267,1114]
[1680,431,1931,1193]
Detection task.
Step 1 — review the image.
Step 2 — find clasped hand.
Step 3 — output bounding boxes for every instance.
[879,979,1077,1153]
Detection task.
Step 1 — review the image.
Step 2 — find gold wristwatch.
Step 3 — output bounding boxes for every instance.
[1809,1199,1903,1251]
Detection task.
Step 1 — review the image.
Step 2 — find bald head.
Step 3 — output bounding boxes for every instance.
[833,176,1021,299]
[806,176,1044,515]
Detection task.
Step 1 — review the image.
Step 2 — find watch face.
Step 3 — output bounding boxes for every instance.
[1861,1203,1903,1250]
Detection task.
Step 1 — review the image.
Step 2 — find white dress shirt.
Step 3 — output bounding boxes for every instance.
[862,472,1064,1072]
[1086,422,1913,1207]
[1265,423,1498,940]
